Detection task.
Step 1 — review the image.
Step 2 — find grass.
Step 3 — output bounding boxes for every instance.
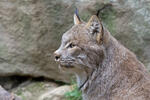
[65,80,82,100]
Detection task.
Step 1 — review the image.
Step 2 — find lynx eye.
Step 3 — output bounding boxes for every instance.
[67,43,75,48]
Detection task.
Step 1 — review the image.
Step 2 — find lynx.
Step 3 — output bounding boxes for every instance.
[54,10,150,100]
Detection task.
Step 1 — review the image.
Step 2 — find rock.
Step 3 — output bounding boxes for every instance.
[39,85,72,100]
[0,0,149,83]
[13,81,58,100]
[0,0,74,82]
[0,85,21,100]
[12,81,72,100]
[0,76,29,90]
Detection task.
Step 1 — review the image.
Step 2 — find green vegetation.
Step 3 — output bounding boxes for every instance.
[99,6,117,35]
[65,81,82,100]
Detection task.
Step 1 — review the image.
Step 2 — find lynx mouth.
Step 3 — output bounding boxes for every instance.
[58,59,75,68]
[60,64,74,68]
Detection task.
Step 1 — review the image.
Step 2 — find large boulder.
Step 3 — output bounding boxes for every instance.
[12,81,72,100]
[39,85,72,100]
[13,81,59,100]
[0,0,74,82]
[0,0,149,83]
[0,85,21,100]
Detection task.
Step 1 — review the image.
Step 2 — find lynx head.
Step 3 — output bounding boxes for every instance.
[54,9,109,74]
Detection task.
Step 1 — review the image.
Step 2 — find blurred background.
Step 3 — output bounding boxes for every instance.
[0,0,150,100]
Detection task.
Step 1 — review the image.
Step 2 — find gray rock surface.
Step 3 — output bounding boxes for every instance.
[0,0,149,83]
[0,85,21,100]
[39,85,72,100]
[13,81,59,100]
[0,0,73,82]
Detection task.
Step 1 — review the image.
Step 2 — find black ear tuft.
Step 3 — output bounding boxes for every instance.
[75,8,81,21]
[96,3,113,17]
[74,7,81,25]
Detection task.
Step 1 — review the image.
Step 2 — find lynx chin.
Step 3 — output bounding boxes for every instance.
[54,9,150,100]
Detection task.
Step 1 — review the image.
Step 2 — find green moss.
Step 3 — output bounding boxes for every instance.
[16,89,26,100]
[99,6,117,35]
[81,11,91,21]
[14,82,48,100]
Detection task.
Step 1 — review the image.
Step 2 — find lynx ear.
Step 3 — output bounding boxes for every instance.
[86,15,104,44]
[74,8,81,25]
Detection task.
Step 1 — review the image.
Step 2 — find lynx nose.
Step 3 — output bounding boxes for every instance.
[54,51,61,62]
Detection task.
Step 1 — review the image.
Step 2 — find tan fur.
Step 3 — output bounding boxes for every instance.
[54,14,150,100]
[74,14,81,25]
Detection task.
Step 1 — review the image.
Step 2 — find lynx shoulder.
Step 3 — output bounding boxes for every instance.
[54,10,150,100]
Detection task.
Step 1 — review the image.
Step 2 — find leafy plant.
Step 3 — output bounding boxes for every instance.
[65,81,82,100]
